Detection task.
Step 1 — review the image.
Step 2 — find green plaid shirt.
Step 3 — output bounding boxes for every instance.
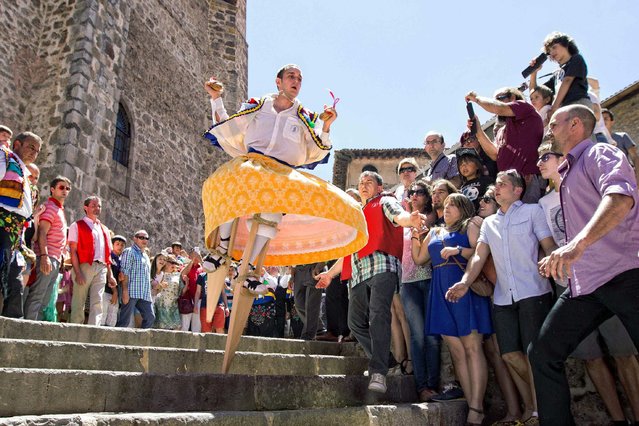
[350,195,404,287]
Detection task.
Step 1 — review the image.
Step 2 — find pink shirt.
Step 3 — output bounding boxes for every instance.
[34,197,67,261]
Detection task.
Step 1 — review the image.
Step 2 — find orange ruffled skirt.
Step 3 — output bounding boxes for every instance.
[202,153,368,266]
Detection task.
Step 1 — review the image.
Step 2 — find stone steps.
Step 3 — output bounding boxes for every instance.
[0,338,368,376]
[0,317,358,356]
[0,368,419,417]
[0,316,468,424]
[0,403,468,426]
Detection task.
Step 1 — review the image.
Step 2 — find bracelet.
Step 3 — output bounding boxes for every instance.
[411,237,419,241]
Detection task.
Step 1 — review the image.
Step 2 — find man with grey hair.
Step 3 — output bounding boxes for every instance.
[316,171,426,394]
[68,195,116,325]
[465,88,545,203]
[423,132,461,188]
[116,230,155,329]
[0,131,42,318]
[530,105,639,425]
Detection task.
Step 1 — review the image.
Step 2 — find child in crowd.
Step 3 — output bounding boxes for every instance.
[529,85,554,127]
[456,148,494,212]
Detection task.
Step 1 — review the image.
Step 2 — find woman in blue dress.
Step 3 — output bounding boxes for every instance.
[412,193,492,426]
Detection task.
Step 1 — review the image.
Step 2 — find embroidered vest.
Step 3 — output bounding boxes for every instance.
[76,219,111,265]
[357,194,403,260]
[0,148,27,209]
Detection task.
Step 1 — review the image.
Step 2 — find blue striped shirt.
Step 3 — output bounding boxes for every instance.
[120,244,152,302]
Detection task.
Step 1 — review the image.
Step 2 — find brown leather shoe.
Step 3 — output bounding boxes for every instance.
[316,332,339,342]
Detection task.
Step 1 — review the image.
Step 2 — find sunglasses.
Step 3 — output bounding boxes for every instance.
[408,189,427,197]
[399,167,417,174]
[537,152,562,163]
[495,94,511,101]
[135,235,149,240]
[56,186,71,190]
[480,196,496,204]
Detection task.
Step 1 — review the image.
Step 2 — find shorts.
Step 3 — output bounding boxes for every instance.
[200,305,225,332]
[493,292,553,355]
[571,315,637,360]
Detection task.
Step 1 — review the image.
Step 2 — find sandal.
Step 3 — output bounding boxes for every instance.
[400,359,413,375]
[466,406,485,426]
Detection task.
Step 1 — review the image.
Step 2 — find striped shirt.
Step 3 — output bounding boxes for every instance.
[120,244,152,302]
[34,197,67,261]
[350,196,403,287]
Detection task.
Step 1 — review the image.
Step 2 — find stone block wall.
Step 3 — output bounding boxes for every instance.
[0,0,248,251]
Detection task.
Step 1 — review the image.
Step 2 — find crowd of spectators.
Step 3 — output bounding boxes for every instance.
[1,31,639,426]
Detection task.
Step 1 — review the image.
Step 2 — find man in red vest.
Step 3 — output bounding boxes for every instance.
[68,195,116,325]
[316,171,426,394]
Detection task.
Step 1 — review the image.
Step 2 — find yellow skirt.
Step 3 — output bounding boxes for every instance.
[202,153,368,266]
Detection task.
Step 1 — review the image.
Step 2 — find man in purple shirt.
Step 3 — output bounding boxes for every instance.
[465,87,545,203]
[530,105,639,426]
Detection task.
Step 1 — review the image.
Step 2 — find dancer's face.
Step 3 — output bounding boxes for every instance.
[276,68,302,100]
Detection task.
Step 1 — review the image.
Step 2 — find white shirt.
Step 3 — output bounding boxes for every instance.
[0,151,33,218]
[212,95,331,167]
[67,217,112,263]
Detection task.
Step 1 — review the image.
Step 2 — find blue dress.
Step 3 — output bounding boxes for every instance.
[426,229,493,337]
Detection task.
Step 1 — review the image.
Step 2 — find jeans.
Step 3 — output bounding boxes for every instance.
[326,276,350,336]
[400,279,441,391]
[116,298,155,328]
[528,268,639,426]
[348,272,397,375]
[23,256,61,320]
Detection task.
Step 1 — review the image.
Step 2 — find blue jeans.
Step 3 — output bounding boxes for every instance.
[400,279,441,391]
[116,298,155,328]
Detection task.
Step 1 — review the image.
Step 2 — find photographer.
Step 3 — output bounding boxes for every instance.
[465,87,545,203]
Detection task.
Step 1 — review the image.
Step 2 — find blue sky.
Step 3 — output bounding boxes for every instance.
[246,1,639,182]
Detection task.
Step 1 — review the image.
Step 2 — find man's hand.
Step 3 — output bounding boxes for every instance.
[315,272,332,289]
[39,256,52,275]
[321,107,338,132]
[107,275,117,289]
[75,271,87,286]
[467,116,480,133]
[110,292,118,305]
[539,239,586,282]
[446,281,470,303]
[409,211,427,229]
[465,91,478,103]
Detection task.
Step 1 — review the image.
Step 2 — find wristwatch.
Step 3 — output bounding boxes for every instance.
[456,246,463,254]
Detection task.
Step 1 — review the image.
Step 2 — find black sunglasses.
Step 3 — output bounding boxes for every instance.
[135,235,149,240]
[480,196,496,204]
[537,152,562,163]
[408,189,427,197]
[495,94,511,101]
[399,167,417,174]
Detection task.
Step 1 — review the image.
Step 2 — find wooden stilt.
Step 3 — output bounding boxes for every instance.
[206,219,239,322]
[221,216,271,373]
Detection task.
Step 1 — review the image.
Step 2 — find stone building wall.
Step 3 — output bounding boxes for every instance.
[0,0,248,251]
[603,80,639,145]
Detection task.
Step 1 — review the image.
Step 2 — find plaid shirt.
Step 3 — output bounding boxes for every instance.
[120,244,152,302]
[350,195,403,287]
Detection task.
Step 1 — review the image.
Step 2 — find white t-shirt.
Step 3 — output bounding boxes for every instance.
[538,190,566,247]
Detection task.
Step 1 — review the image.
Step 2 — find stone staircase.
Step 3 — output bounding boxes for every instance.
[0,317,467,425]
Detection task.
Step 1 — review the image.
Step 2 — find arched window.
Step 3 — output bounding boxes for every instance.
[113,104,131,166]
[362,164,378,173]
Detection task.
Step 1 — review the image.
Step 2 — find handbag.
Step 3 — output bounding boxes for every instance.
[443,238,495,297]
[178,294,194,314]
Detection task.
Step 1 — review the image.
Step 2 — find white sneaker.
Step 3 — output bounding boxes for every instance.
[387,364,402,376]
[368,373,387,393]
